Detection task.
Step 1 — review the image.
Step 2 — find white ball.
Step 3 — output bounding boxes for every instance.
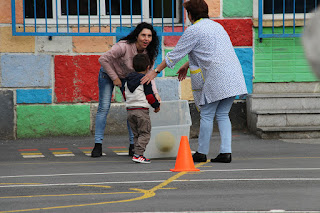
[155,131,175,152]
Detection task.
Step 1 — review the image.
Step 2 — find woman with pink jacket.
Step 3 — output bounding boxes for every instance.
[91,22,160,158]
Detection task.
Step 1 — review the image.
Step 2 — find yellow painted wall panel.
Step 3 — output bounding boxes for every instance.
[72,27,114,53]
[180,78,194,101]
[0,27,35,53]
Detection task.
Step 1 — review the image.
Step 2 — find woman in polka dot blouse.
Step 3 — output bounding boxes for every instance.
[141,0,247,163]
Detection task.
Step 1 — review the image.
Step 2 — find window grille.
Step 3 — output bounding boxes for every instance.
[11,0,185,36]
[257,0,319,40]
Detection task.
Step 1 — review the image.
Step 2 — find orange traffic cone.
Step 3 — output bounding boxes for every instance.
[170,136,200,172]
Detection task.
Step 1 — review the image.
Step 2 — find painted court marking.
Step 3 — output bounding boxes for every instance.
[0,164,319,212]
[1,167,320,179]
[17,146,195,158]
[0,162,207,213]
[19,149,45,158]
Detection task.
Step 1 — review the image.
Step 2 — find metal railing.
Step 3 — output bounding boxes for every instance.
[258,0,318,39]
[11,0,185,36]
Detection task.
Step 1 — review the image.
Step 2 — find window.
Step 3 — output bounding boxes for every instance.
[25,0,53,18]
[263,0,319,14]
[24,0,182,25]
[61,0,97,16]
[253,0,319,27]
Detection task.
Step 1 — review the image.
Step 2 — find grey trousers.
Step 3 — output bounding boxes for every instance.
[127,109,151,156]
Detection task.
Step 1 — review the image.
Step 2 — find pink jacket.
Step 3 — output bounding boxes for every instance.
[99,40,158,93]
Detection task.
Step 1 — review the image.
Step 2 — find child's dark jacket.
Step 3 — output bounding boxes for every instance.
[123,72,160,109]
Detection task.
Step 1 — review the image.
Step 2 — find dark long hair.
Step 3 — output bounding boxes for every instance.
[120,22,159,64]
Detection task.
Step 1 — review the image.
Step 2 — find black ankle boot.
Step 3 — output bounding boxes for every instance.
[192,152,207,162]
[211,153,232,163]
[91,143,102,157]
[129,144,134,157]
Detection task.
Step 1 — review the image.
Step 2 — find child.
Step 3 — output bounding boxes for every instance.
[124,54,160,163]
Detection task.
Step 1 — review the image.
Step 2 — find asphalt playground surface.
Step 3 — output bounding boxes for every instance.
[0,131,320,213]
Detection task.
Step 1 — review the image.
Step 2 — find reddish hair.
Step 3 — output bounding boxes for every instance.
[183,0,209,21]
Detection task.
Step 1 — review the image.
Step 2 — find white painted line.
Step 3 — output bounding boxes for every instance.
[54,154,75,157]
[22,155,45,158]
[202,168,320,172]
[103,209,320,213]
[85,153,106,156]
[104,211,320,213]
[116,152,129,155]
[1,178,320,188]
[0,180,165,187]
[1,167,320,179]
[0,171,171,178]
[182,178,320,182]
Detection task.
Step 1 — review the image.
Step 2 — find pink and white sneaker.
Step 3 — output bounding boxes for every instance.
[132,155,151,164]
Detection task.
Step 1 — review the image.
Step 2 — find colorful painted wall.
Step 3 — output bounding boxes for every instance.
[1,0,315,139]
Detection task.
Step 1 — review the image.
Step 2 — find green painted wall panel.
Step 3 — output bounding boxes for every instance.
[272,60,296,67]
[273,67,295,73]
[272,73,296,82]
[255,60,272,68]
[223,0,252,17]
[17,105,90,138]
[114,87,124,103]
[254,74,273,82]
[164,49,189,77]
[254,28,317,82]
[255,54,272,60]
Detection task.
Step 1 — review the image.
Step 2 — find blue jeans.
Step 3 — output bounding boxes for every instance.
[94,67,134,144]
[197,96,235,155]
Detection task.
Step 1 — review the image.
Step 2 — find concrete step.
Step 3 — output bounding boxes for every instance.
[256,112,320,127]
[253,82,320,94]
[247,93,320,139]
[247,93,320,111]
[257,129,320,139]
[258,126,320,132]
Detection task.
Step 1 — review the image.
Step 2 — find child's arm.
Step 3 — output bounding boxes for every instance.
[143,83,160,111]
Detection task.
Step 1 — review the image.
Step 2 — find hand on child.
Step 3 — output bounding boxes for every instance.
[177,64,189,81]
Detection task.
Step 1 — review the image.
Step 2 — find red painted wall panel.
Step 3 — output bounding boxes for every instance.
[164,19,253,47]
[55,55,100,103]
[214,19,253,46]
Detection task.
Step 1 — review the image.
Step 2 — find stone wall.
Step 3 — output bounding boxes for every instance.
[1,0,254,139]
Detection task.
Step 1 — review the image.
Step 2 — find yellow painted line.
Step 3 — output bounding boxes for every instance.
[20,153,43,155]
[0,192,135,199]
[113,150,127,153]
[0,162,207,213]
[0,188,151,213]
[52,152,73,155]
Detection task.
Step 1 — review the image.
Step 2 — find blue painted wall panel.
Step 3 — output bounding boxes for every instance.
[1,55,52,87]
[235,48,253,97]
[17,89,52,104]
